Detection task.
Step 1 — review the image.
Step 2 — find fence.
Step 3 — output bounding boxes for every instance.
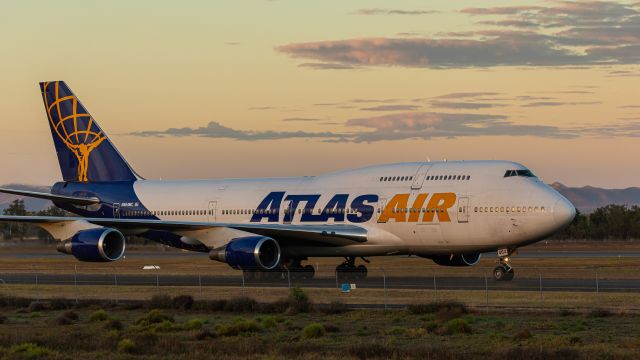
[1,256,639,311]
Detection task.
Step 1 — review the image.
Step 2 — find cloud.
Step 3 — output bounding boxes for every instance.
[282,117,322,122]
[429,101,504,109]
[248,106,275,110]
[352,8,437,16]
[521,101,601,107]
[361,104,421,111]
[298,62,361,70]
[433,92,500,99]
[344,112,574,142]
[130,121,344,141]
[619,105,640,109]
[277,2,640,69]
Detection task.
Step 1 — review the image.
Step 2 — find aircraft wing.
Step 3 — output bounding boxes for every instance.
[0,215,367,246]
[0,188,100,205]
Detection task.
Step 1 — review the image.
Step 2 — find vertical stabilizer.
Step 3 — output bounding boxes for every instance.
[40,81,139,182]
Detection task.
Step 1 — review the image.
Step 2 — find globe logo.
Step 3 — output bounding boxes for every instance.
[42,81,106,182]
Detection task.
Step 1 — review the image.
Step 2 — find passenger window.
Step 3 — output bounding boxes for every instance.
[474,207,478,212]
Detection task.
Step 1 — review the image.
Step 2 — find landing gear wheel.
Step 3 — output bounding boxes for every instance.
[335,257,368,282]
[493,266,507,281]
[301,265,315,280]
[355,265,368,281]
[493,265,514,281]
[504,269,514,281]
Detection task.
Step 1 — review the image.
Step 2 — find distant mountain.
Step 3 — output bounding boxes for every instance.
[552,183,640,213]
[0,184,53,212]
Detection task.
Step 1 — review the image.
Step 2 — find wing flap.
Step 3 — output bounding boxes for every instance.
[0,188,99,205]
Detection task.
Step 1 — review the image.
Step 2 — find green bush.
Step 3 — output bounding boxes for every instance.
[184,318,204,330]
[135,309,174,326]
[234,317,260,332]
[257,315,277,329]
[151,319,174,333]
[117,338,135,354]
[89,309,109,322]
[288,287,311,313]
[407,301,467,316]
[9,343,53,359]
[303,323,325,339]
[442,318,471,335]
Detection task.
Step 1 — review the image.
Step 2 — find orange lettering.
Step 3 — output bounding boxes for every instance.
[378,194,409,223]
[407,193,428,222]
[422,193,456,222]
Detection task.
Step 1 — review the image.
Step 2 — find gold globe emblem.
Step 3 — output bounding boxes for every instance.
[42,82,106,182]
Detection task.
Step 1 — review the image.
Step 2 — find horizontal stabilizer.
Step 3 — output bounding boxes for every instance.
[0,188,100,205]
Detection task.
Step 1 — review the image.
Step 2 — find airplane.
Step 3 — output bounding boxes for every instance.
[0,81,576,282]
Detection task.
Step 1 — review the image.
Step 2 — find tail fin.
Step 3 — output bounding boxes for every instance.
[40,81,140,182]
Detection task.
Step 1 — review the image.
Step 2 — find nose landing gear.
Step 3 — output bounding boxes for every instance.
[493,248,515,281]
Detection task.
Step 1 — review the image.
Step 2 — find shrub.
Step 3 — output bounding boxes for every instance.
[184,318,204,330]
[149,294,172,309]
[9,343,53,359]
[234,317,260,332]
[288,287,311,313]
[0,295,31,308]
[407,301,467,316]
[223,297,258,313]
[193,299,227,312]
[303,323,325,339]
[49,298,71,310]
[89,309,109,322]
[559,309,575,317]
[0,314,7,324]
[513,329,533,341]
[442,318,471,335]
[324,323,340,333]
[62,311,79,321]
[151,320,175,333]
[195,329,217,340]
[117,338,135,354]
[172,295,194,310]
[588,308,612,318]
[257,315,277,329]
[215,324,239,337]
[135,309,174,326]
[27,301,48,313]
[104,319,124,331]
[319,300,348,314]
[51,315,72,326]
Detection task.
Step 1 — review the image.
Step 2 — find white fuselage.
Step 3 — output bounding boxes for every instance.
[128,160,574,257]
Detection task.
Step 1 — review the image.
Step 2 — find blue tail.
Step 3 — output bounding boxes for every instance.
[40,81,139,182]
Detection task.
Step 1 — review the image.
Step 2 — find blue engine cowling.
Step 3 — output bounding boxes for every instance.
[209,236,281,270]
[56,228,126,262]
[429,253,481,267]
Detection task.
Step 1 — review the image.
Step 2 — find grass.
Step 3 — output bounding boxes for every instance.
[0,291,639,359]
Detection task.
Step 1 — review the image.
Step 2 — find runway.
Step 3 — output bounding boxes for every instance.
[0,272,636,293]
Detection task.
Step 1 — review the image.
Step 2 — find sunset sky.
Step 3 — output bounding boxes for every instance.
[1,1,640,188]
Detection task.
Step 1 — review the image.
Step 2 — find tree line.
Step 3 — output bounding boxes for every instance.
[1,200,639,242]
[554,204,640,240]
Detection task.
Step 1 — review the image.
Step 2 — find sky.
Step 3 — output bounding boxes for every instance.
[1,0,640,188]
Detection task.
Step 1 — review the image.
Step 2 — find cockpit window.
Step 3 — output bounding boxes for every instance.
[504,169,536,178]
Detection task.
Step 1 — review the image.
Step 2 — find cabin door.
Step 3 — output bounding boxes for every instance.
[208,201,217,222]
[457,196,469,223]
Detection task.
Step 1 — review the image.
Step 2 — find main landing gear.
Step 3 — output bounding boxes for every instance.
[493,248,515,281]
[335,256,368,282]
[242,258,316,282]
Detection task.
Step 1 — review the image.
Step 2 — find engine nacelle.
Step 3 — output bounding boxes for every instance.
[430,253,481,267]
[209,236,281,270]
[57,228,126,262]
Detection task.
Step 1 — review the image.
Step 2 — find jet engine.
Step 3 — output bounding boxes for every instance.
[429,253,481,267]
[56,228,126,262]
[209,236,281,270]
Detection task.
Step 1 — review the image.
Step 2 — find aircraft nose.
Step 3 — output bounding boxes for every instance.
[553,197,576,228]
